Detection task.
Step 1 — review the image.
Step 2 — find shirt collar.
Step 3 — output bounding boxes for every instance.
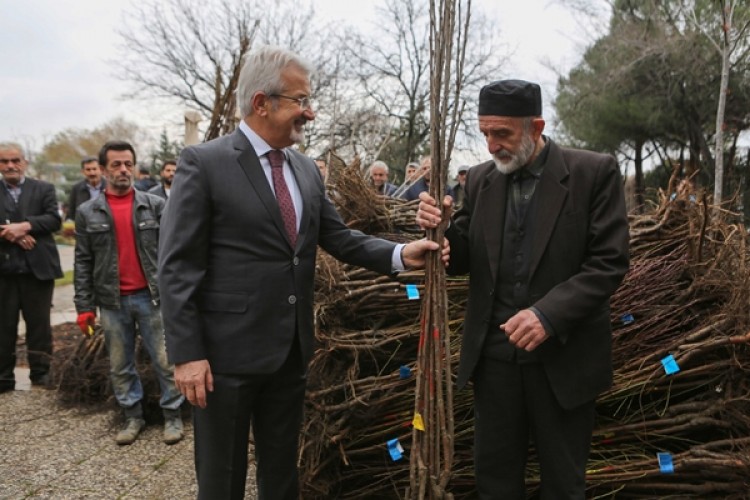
[239,120,286,161]
[2,177,25,190]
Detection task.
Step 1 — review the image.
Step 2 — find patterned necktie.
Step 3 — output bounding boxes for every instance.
[267,149,297,247]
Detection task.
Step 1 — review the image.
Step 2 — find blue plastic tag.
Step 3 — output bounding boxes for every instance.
[406,284,420,300]
[657,452,674,473]
[621,313,635,325]
[399,365,412,379]
[661,355,680,375]
[387,438,404,461]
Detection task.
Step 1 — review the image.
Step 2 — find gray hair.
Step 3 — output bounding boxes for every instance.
[368,160,389,175]
[0,142,25,158]
[237,46,313,118]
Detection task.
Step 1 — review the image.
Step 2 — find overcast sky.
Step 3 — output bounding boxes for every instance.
[0,0,588,154]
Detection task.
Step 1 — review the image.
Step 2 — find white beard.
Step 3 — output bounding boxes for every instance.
[493,133,536,175]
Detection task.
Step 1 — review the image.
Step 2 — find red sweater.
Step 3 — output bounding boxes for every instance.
[106,191,148,294]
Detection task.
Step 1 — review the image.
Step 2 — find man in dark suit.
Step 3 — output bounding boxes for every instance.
[148,159,177,200]
[158,46,441,500]
[66,155,106,221]
[0,142,63,392]
[417,80,630,499]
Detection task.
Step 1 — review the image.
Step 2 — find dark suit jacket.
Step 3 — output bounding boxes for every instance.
[402,177,454,202]
[147,184,168,200]
[67,179,106,221]
[158,129,397,374]
[447,140,629,409]
[0,178,63,281]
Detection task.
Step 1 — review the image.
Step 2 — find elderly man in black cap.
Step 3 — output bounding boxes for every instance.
[417,79,629,498]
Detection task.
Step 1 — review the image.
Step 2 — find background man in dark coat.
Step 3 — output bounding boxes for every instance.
[0,142,62,392]
[66,155,106,221]
[417,80,630,499]
[158,45,440,500]
[148,159,177,200]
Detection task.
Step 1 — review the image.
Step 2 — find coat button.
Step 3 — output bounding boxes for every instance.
[288,295,297,304]
[293,257,299,266]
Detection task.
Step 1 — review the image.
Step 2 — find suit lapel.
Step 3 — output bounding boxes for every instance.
[478,167,506,286]
[232,131,294,249]
[17,179,34,218]
[529,144,568,276]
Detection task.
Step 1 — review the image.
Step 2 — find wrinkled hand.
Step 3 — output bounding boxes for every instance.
[76,311,96,335]
[17,234,36,251]
[175,359,214,409]
[416,191,452,230]
[401,238,449,269]
[1,222,34,249]
[501,309,550,352]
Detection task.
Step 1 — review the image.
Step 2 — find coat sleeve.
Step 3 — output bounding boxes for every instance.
[533,154,630,340]
[73,209,96,313]
[158,146,211,364]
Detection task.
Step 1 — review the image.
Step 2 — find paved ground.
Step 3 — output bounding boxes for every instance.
[4,245,258,499]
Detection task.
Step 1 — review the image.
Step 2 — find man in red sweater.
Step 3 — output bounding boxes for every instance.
[73,140,184,445]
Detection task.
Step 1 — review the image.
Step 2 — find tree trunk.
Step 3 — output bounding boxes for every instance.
[634,139,645,214]
[713,0,733,210]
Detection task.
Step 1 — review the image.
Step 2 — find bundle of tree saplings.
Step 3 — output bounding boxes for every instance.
[300,173,750,499]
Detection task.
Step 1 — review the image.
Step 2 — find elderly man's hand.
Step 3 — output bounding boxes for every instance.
[416,191,452,230]
[501,309,550,352]
[1,221,32,244]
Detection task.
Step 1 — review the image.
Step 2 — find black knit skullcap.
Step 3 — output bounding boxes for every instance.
[478,79,542,117]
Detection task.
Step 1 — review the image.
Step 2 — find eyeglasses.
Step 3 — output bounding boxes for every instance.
[270,94,313,111]
[0,158,23,165]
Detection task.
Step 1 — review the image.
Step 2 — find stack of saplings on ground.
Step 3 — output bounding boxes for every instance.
[300,163,750,499]
[49,155,750,497]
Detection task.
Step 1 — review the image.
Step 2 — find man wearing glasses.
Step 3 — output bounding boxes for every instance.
[159,45,442,500]
[0,142,62,393]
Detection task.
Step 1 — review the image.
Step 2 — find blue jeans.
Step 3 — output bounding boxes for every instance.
[99,289,184,411]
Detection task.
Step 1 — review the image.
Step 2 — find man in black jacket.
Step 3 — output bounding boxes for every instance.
[0,142,62,393]
[66,156,106,221]
[147,159,177,200]
[417,80,629,499]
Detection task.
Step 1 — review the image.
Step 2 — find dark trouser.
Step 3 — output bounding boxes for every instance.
[472,357,595,500]
[0,274,54,389]
[193,339,306,500]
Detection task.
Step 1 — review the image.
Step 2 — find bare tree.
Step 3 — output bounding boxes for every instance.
[116,0,316,142]
[332,0,509,176]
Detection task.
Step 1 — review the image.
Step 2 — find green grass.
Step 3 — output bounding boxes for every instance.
[55,270,74,287]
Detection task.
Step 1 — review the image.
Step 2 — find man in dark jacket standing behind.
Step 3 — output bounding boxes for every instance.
[74,140,184,446]
[66,155,106,221]
[0,142,62,392]
[417,80,630,499]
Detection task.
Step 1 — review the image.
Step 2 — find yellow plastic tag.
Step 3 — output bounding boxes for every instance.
[412,412,425,431]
